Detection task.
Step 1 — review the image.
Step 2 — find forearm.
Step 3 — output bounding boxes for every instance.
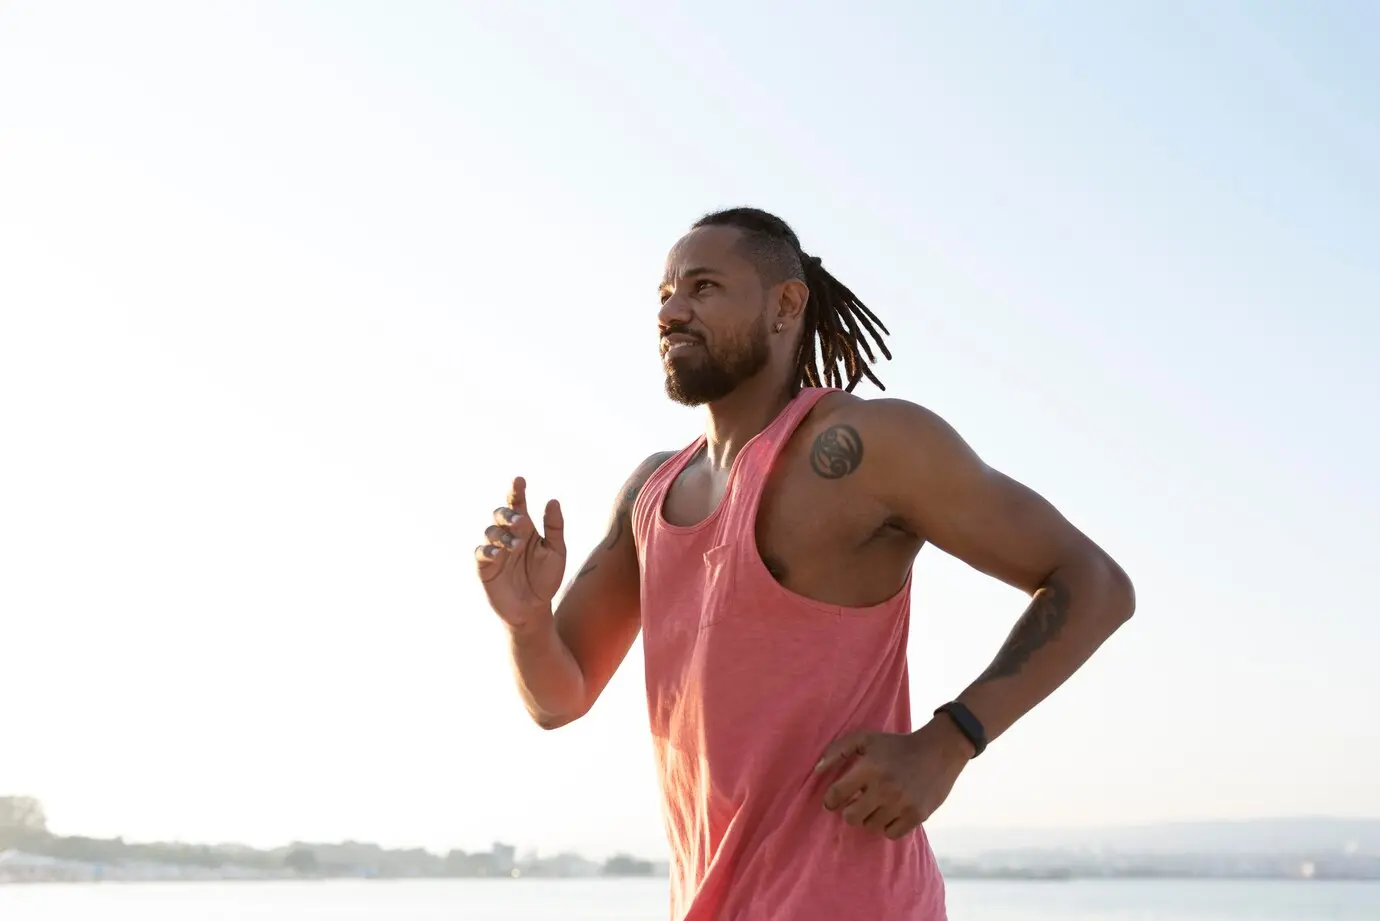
[507,611,587,730]
[955,553,1135,743]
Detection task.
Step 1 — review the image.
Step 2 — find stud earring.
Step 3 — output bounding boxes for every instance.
[772,321,784,333]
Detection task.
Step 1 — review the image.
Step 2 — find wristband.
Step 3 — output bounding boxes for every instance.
[934,700,988,758]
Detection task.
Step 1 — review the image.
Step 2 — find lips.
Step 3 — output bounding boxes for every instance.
[661,334,702,357]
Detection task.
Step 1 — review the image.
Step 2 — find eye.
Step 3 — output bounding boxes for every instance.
[694,280,717,295]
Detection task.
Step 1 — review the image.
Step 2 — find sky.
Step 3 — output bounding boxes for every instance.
[1,1,1377,860]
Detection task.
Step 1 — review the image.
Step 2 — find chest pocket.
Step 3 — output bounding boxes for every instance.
[699,543,740,629]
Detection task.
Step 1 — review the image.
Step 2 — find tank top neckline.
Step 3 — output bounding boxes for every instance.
[654,389,823,537]
[645,389,916,616]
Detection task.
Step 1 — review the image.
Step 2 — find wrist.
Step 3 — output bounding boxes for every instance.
[931,700,987,759]
[506,606,555,643]
[919,716,975,763]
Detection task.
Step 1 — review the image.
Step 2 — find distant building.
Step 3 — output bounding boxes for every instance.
[519,852,600,878]
[602,854,655,877]
[491,842,516,876]
[0,850,97,883]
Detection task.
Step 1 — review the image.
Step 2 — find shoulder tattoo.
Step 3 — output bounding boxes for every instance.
[809,424,864,479]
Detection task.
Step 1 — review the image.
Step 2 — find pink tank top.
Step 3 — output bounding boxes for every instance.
[632,388,947,921]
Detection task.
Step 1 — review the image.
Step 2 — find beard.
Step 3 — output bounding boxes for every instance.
[663,315,771,407]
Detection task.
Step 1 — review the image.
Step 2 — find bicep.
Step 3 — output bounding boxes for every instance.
[553,520,642,702]
[551,451,671,708]
[921,464,1087,593]
[871,404,1091,594]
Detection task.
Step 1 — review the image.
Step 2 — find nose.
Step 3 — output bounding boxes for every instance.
[658,288,692,332]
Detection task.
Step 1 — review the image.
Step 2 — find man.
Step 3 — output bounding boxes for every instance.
[474,207,1135,920]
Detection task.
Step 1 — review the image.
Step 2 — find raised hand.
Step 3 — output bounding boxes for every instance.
[475,477,568,629]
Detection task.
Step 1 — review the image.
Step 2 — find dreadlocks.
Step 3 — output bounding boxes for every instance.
[691,207,892,392]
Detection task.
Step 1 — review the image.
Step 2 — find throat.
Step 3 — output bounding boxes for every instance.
[703,386,799,470]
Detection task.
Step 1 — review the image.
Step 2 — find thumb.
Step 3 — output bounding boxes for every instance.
[542,499,566,556]
[815,730,871,773]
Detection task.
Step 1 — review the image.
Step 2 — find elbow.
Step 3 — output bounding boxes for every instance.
[532,710,575,731]
[532,703,588,732]
[1096,551,1136,626]
[1059,547,1134,627]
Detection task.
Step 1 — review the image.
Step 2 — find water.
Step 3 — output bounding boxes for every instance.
[0,878,1376,919]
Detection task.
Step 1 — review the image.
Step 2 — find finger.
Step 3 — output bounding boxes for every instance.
[494,505,538,542]
[507,477,530,518]
[860,800,899,834]
[884,809,921,840]
[823,760,872,812]
[841,786,890,829]
[542,499,566,556]
[485,525,520,551]
[474,544,504,568]
[816,731,870,775]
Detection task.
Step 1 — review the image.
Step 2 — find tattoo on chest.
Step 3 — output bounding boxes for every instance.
[810,424,864,479]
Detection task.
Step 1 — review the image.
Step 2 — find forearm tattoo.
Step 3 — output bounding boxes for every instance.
[974,578,1072,684]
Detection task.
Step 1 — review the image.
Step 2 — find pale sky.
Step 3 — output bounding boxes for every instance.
[1,2,1377,860]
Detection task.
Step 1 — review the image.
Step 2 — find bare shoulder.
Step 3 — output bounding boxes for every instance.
[819,394,962,440]
[799,393,975,481]
[616,450,679,513]
[816,395,1126,597]
[564,449,678,591]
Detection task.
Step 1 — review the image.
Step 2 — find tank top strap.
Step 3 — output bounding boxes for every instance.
[720,387,839,537]
[632,437,705,563]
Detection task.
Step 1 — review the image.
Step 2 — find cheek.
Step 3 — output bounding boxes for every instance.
[703,301,765,344]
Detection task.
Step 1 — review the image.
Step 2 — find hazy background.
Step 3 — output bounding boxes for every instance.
[1,0,1376,862]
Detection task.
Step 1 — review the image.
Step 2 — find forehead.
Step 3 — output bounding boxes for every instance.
[662,225,755,283]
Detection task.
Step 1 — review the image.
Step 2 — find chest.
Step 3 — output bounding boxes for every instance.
[659,438,917,607]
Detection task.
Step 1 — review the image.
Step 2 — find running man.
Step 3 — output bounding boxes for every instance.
[475,207,1135,920]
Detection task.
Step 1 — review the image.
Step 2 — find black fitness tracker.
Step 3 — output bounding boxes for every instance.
[934,700,988,758]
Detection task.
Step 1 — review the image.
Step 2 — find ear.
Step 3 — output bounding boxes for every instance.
[772,278,810,327]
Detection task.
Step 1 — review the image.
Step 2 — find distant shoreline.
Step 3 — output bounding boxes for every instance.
[3,874,1379,887]
[5,799,1378,885]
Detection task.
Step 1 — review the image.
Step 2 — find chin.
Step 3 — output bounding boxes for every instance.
[664,371,737,407]
[663,373,707,407]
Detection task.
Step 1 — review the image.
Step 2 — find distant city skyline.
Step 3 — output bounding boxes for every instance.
[7,793,1378,866]
[6,798,1377,885]
[2,2,1377,858]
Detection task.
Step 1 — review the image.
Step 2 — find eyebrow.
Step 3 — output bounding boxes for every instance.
[658,266,723,290]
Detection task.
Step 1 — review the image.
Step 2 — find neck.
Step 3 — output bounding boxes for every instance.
[701,368,799,471]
